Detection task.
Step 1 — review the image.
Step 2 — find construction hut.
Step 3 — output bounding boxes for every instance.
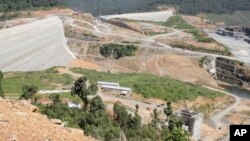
[101,85,131,96]
[97,81,120,87]
[67,102,81,109]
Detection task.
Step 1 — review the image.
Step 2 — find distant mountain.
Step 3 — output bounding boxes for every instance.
[65,0,250,16]
[65,0,163,16]
[1,0,250,16]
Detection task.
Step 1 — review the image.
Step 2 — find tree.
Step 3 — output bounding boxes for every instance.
[135,104,139,113]
[89,96,105,112]
[71,77,97,108]
[80,96,121,141]
[164,101,173,120]
[162,101,189,141]
[151,109,160,128]
[113,102,129,129]
[19,84,38,103]
[0,71,4,98]
[49,94,62,104]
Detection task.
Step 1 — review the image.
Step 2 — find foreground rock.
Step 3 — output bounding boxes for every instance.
[0,98,94,141]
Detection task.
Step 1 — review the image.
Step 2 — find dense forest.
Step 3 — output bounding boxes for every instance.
[0,0,64,20]
[0,0,64,11]
[65,0,250,15]
[1,0,250,16]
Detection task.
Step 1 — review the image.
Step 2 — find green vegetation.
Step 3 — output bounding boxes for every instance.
[121,41,141,44]
[38,88,189,141]
[38,95,99,128]
[170,42,231,56]
[65,0,250,16]
[71,68,222,101]
[185,29,215,43]
[100,43,138,59]
[2,68,74,96]
[0,71,4,98]
[38,92,81,103]
[2,0,250,17]
[0,0,64,20]
[19,84,38,103]
[0,0,63,12]
[147,30,171,36]
[205,11,250,25]
[71,77,97,108]
[158,16,232,56]
[192,103,215,118]
[199,56,208,67]
[159,16,195,29]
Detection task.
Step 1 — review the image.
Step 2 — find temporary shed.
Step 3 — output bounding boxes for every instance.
[97,81,120,87]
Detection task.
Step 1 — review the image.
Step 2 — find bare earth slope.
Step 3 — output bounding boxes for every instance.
[0,16,74,72]
[0,98,94,141]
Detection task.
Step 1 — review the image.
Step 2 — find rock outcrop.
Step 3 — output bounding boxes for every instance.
[202,56,250,88]
[215,57,250,87]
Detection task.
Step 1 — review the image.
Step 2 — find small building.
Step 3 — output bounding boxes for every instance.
[97,81,120,87]
[67,102,81,109]
[175,109,203,141]
[101,85,132,96]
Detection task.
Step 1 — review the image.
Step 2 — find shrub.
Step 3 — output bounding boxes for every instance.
[100,43,138,59]
[160,16,195,29]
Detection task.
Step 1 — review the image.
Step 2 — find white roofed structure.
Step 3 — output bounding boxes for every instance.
[97,81,120,87]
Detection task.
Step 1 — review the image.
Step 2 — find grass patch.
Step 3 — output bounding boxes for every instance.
[204,11,250,26]
[170,42,231,56]
[71,68,223,101]
[121,41,141,44]
[185,29,215,43]
[2,68,74,96]
[158,15,195,29]
[37,92,81,103]
[199,56,208,67]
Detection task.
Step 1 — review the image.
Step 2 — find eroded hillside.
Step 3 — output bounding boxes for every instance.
[0,98,94,141]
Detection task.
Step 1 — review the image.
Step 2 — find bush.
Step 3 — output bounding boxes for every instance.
[0,71,4,98]
[160,16,195,29]
[100,43,138,59]
[170,42,231,56]
[185,29,215,43]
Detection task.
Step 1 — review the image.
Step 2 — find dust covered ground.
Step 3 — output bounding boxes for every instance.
[0,98,94,141]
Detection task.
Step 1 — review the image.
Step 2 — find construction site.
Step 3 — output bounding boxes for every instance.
[175,109,203,141]
[0,7,249,141]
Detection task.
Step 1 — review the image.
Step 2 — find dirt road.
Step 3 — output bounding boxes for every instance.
[204,86,241,129]
[0,16,74,72]
[67,17,243,64]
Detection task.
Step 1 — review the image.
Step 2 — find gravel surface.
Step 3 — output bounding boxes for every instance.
[0,16,74,72]
[205,29,250,64]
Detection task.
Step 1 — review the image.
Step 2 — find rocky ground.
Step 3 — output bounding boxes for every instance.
[0,98,94,141]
